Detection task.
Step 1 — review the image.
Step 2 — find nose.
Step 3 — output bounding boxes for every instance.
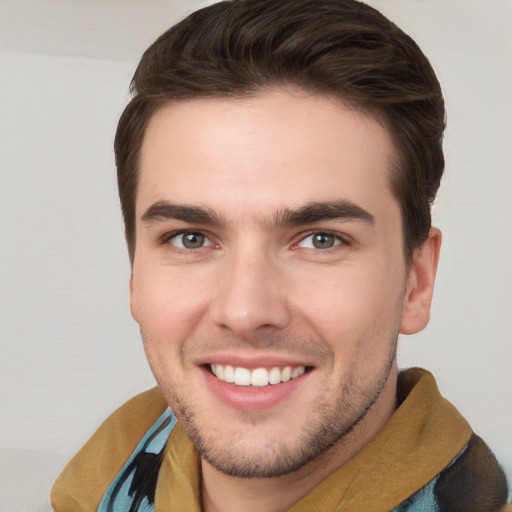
[210,250,291,339]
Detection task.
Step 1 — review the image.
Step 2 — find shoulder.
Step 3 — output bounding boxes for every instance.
[51,387,167,512]
[434,434,509,512]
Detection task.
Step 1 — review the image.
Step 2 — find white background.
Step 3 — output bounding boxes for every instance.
[1,0,511,510]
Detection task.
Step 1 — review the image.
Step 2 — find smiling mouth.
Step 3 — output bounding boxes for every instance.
[209,364,309,387]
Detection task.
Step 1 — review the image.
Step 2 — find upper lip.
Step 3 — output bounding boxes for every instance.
[195,351,315,369]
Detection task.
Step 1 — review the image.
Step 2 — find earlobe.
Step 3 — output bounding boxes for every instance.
[129,273,139,323]
[400,227,442,335]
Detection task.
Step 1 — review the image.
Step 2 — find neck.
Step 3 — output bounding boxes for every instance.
[201,365,398,512]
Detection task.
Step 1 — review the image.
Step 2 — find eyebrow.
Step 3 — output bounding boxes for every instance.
[141,201,226,226]
[273,200,375,228]
[140,199,375,228]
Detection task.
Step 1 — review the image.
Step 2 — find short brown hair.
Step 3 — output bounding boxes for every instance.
[115,0,445,264]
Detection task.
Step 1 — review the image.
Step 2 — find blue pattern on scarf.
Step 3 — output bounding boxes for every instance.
[97,408,176,512]
[98,410,467,511]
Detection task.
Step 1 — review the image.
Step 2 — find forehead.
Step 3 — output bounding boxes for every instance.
[137,89,398,223]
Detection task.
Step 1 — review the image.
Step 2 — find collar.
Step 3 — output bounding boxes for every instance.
[156,368,472,511]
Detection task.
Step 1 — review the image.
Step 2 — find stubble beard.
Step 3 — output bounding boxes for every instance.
[156,336,398,479]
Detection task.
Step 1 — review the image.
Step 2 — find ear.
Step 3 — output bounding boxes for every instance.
[400,227,442,335]
[129,272,139,323]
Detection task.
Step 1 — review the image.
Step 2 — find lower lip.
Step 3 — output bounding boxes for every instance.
[202,367,310,412]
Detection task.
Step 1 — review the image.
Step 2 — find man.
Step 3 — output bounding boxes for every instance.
[51,0,510,510]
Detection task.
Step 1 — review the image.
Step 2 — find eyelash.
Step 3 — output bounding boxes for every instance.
[160,229,350,253]
[293,230,350,251]
[160,230,215,250]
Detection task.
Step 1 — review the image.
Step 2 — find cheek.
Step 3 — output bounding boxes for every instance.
[294,260,405,349]
[131,268,211,341]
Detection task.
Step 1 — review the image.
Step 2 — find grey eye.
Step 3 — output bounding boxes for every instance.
[312,233,335,249]
[181,233,205,249]
[169,232,211,249]
[297,232,342,250]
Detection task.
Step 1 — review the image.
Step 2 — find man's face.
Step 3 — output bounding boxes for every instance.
[131,89,410,477]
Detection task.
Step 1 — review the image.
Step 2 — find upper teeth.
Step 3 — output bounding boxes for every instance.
[210,364,306,387]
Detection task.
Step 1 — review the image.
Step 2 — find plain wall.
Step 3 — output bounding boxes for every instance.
[1,1,510,509]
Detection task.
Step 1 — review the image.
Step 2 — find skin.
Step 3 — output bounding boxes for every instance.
[130,88,441,512]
